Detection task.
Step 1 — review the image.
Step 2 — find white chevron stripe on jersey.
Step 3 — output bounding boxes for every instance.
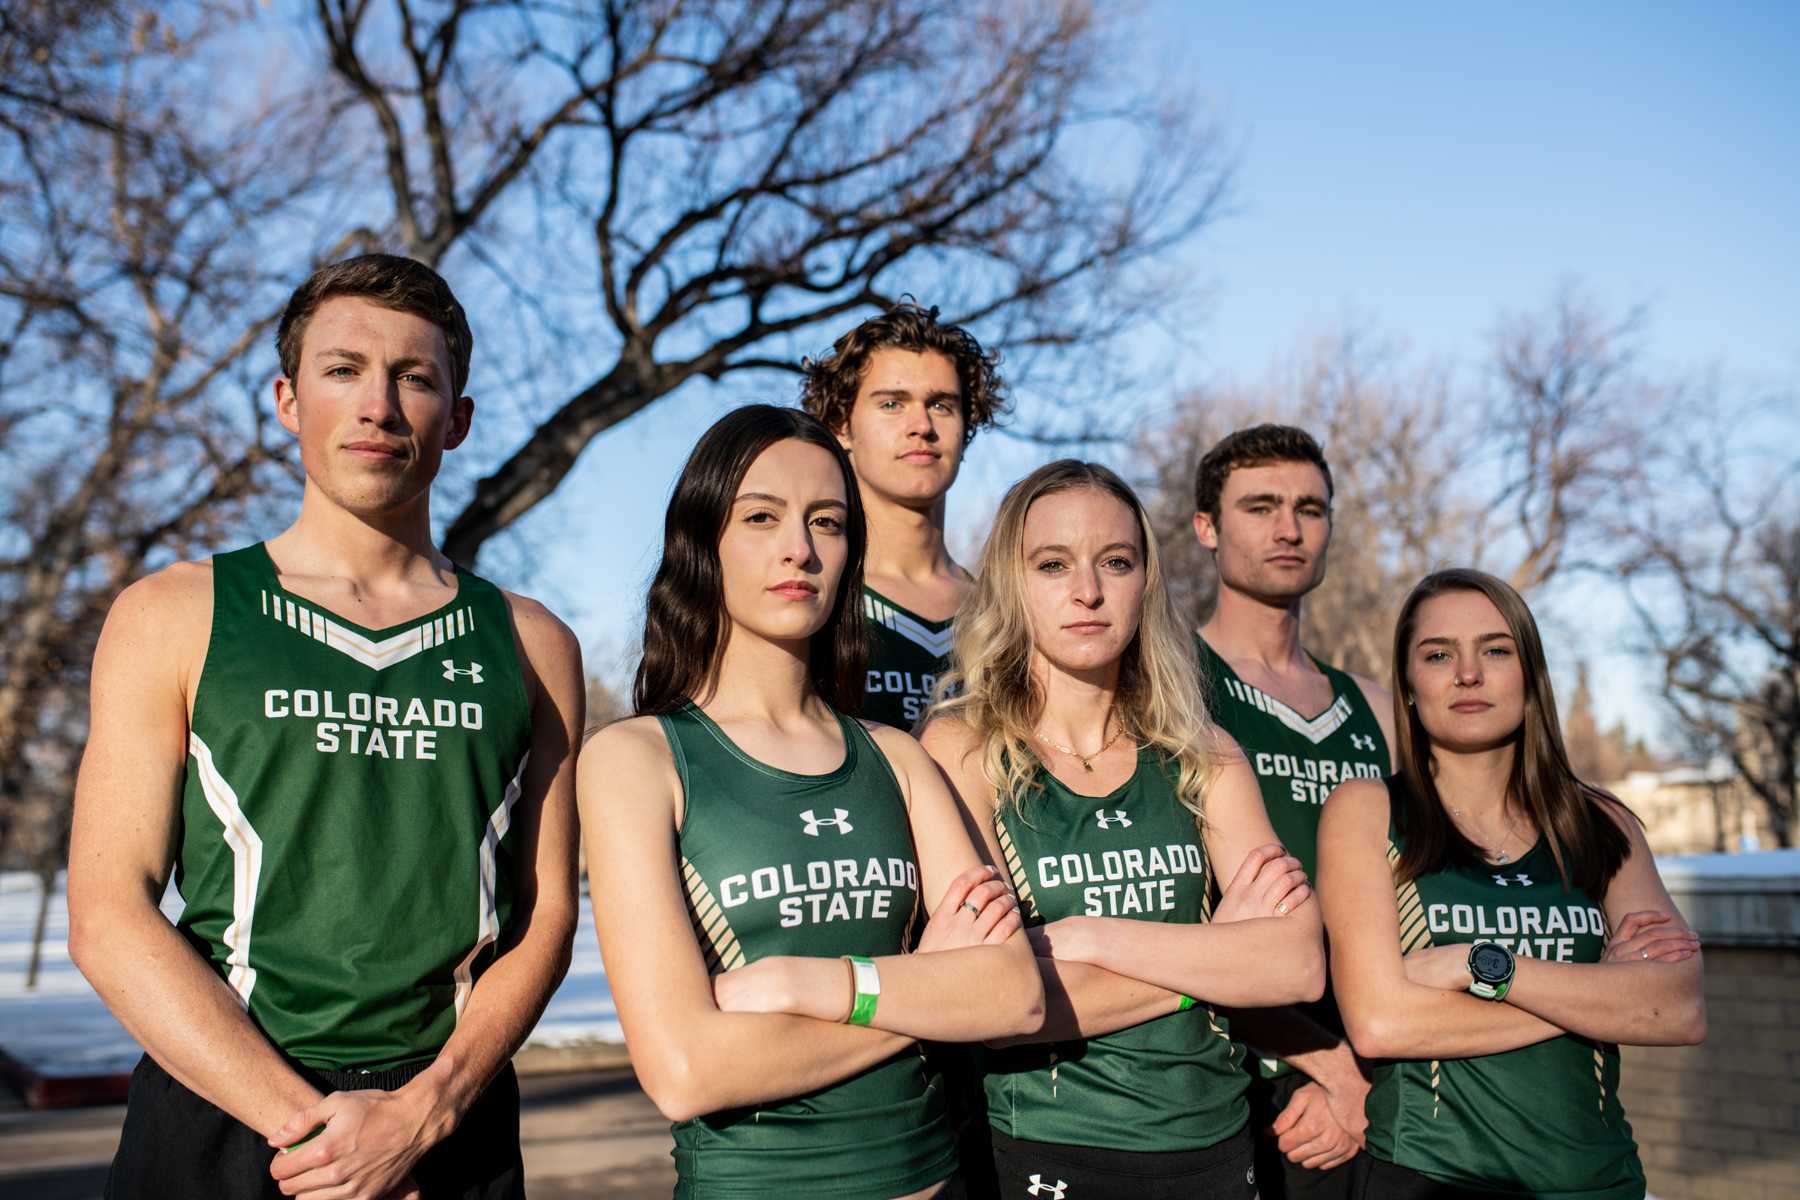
[189,732,263,1007]
[261,590,474,671]
[452,750,530,1020]
[864,593,954,657]
[1218,676,1355,745]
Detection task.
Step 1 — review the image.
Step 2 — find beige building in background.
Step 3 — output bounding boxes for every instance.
[1609,761,1777,857]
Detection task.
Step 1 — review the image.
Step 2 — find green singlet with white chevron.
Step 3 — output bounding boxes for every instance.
[1368,782,1644,1200]
[1196,635,1388,1078]
[981,749,1249,1152]
[661,702,956,1200]
[860,586,953,730]
[176,544,532,1070]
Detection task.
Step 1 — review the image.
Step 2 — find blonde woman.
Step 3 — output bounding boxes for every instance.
[921,459,1325,1199]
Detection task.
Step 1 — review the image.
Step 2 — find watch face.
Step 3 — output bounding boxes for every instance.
[1470,942,1512,981]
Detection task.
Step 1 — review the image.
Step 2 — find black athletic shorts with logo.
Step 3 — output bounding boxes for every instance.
[105,1053,524,1200]
[990,1125,1259,1200]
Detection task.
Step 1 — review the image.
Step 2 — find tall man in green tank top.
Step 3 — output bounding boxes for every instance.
[800,302,1008,730]
[68,255,584,1200]
[1190,425,1397,1200]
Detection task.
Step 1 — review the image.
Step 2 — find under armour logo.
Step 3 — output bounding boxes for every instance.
[799,808,853,837]
[1351,733,1377,752]
[1026,1175,1068,1199]
[1493,873,1532,887]
[1094,808,1131,829]
[442,660,483,683]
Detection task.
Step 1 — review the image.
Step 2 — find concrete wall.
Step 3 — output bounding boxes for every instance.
[1620,852,1800,1200]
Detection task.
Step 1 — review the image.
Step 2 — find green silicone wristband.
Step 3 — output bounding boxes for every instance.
[1176,994,1198,1012]
[844,955,879,1026]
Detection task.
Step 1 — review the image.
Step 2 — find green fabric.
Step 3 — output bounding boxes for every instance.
[981,749,1249,1153]
[1365,801,1644,1200]
[859,586,953,731]
[1196,635,1388,1078]
[177,543,532,1070]
[662,703,956,1199]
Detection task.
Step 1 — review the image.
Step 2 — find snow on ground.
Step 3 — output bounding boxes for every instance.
[0,871,621,1078]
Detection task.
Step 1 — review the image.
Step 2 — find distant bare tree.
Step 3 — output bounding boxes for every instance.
[1624,415,1800,847]
[1138,290,1665,684]
[1139,326,1471,681]
[0,4,352,863]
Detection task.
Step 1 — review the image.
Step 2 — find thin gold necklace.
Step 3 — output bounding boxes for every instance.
[1036,717,1126,772]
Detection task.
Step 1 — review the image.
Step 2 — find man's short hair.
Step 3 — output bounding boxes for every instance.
[1194,424,1334,519]
[276,254,474,397]
[799,301,1007,446]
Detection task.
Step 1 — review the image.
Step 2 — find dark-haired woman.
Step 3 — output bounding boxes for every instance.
[578,404,1044,1199]
[1318,569,1705,1200]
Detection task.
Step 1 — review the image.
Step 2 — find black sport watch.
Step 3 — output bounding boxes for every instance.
[1467,941,1515,1001]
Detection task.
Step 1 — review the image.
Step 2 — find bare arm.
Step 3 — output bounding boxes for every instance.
[920,717,1179,1045]
[584,717,924,1123]
[67,566,324,1136]
[714,724,1043,1042]
[1401,804,1705,1047]
[1319,779,1564,1060]
[1042,753,1326,1008]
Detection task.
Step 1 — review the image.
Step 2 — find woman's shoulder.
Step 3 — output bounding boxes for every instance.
[580,713,677,777]
[1319,774,1394,841]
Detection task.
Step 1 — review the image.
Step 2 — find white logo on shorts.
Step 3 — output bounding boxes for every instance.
[1026,1175,1068,1199]
[442,660,484,684]
[1493,873,1533,887]
[1093,808,1131,829]
[799,808,853,837]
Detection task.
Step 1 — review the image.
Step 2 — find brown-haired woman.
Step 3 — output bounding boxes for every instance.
[1317,568,1705,1199]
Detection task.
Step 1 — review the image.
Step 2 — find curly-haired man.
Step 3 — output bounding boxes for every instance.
[800,302,1007,731]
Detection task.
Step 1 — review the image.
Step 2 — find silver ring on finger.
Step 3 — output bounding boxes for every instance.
[1276,899,1289,915]
[965,900,981,915]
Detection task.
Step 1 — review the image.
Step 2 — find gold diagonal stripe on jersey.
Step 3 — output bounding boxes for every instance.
[1430,1059,1441,1119]
[1204,1005,1243,1065]
[1388,840,1434,953]
[259,590,475,671]
[682,858,744,973]
[1594,1048,1606,1112]
[996,820,1038,919]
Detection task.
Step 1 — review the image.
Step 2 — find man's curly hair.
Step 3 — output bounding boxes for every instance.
[799,302,1007,446]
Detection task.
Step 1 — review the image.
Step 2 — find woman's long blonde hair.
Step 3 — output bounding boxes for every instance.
[931,460,1219,821]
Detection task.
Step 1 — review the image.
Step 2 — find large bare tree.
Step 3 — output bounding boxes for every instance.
[305,0,1231,562]
[0,0,1231,867]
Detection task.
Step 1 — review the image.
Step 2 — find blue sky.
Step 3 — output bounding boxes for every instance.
[492,3,1799,742]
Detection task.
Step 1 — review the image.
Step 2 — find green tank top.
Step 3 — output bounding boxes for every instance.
[860,587,953,730]
[1366,785,1643,1200]
[661,702,957,1199]
[1196,635,1388,1077]
[176,543,532,1070]
[981,749,1249,1153]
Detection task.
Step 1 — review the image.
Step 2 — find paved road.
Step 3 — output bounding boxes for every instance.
[0,1067,677,1199]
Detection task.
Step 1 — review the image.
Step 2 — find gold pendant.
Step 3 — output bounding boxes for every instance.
[1080,758,1094,772]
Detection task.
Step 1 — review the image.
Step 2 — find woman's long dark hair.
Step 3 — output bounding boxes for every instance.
[1389,568,1633,899]
[633,404,868,716]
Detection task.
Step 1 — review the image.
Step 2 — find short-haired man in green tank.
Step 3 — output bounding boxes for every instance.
[68,254,585,1199]
[800,302,1008,731]
[1190,425,1397,1200]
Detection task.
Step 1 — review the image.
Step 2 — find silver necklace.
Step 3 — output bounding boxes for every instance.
[1449,805,1523,864]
